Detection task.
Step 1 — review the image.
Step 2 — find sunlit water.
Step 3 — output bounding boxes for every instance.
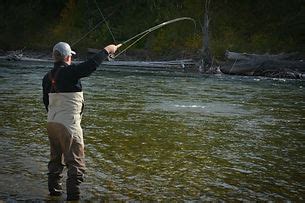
[0,60,304,201]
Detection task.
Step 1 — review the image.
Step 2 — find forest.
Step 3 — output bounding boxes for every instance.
[0,0,304,59]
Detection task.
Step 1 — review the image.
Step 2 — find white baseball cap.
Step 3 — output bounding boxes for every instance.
[53,42,76,56]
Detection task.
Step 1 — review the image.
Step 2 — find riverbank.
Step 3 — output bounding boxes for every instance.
[1,48,305,80]
[0,47,198,62]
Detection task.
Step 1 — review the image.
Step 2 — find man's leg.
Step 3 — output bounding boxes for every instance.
[64,139,86,201]
[47,123,65,196]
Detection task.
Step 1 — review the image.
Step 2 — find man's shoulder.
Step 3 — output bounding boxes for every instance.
[42,71,51,84]
[43,71,51,78]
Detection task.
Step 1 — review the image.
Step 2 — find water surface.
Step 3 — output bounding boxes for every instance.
[0,60,304,201]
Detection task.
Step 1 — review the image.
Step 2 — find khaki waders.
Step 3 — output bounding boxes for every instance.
[47,92,85,200]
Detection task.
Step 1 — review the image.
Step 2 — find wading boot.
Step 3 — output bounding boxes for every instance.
[48,173,63,196]
[66,174,83,201]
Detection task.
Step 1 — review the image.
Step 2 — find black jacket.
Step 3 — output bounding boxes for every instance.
[42,50,108,111]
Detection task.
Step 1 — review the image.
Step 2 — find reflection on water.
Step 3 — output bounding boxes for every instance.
[0,61,305,201]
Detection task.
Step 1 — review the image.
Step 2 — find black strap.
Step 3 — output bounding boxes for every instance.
[48,69,61,93]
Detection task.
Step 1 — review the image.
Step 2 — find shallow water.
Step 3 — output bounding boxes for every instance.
[0,60,305,201]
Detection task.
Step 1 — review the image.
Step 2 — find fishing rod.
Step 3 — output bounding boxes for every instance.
[112,17,196,59]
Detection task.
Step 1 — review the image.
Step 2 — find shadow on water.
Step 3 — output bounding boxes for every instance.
[0,60,305,201]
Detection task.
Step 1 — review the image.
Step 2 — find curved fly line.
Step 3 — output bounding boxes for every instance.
[113,17,196,59]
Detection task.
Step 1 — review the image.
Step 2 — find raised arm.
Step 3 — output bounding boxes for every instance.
[69,44,120,78]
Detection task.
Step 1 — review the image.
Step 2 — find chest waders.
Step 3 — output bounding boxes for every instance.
[47,68,85,200]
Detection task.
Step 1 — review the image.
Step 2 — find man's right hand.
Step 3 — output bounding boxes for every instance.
[104,44,121,55]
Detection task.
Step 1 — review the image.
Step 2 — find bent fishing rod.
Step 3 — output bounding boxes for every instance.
[72,17,196,58]
[112,17,196,59]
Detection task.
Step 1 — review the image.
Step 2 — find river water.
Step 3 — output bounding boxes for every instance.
[0,60,304,201]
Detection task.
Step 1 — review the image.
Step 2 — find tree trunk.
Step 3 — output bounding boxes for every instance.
[201,0,212,70]
[86,0,93,30]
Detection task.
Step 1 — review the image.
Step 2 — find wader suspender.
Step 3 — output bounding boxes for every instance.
[48,67,85,115]
[48,69,61,93]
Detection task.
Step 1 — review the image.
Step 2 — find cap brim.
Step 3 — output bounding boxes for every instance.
[71,50,76,55]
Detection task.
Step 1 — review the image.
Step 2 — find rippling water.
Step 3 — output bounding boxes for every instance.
[0,60,305,201]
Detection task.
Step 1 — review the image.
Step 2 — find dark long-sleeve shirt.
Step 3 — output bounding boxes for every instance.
[42,50,108,111]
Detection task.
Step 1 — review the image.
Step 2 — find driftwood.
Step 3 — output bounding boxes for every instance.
[221,51,305,79]
[5,50,24,61]
[224,51,304,61]
[103,59,195,68]
[1,48,47,61]
[87,48,197,71]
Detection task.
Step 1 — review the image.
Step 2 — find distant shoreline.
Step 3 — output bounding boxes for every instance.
[0,47,200,62]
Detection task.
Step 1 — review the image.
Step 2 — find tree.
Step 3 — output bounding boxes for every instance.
[202,0,212,69]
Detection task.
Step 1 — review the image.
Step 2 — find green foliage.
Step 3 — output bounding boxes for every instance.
[0,0,304,57]
[51,0,85,45]
[0,0,66,50]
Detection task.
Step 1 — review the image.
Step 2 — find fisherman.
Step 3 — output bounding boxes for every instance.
[42,42,119,200]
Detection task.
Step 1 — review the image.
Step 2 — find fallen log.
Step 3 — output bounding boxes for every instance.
[225,51,303,61]
[221,50,305,79]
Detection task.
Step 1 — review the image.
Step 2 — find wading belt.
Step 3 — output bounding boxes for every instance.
[48,68,61,93]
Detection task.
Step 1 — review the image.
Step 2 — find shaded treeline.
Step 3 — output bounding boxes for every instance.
[0,0,304,58]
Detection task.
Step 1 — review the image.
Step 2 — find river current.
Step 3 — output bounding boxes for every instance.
[0,60,304,201]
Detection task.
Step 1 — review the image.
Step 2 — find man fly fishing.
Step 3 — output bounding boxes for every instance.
[42,42,120,200]
[42,16,194,201]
